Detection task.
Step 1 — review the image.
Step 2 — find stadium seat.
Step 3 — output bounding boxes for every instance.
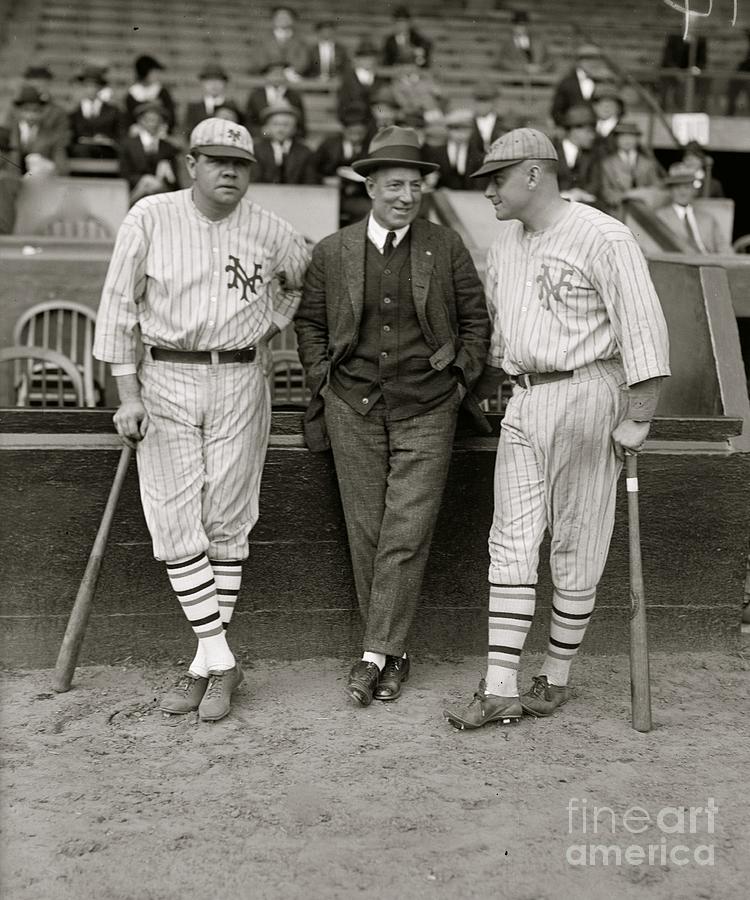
[0,345,85,408]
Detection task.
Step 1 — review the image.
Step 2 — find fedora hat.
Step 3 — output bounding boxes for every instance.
[199,63,229,81]
[612,120,641,136]
[76,64,108,86]
[260,101,300,123]
[563,104,596,129]
[351,126,439,175]
[664,162,699,186]
[13,85,47,107]
[134,100,168,120]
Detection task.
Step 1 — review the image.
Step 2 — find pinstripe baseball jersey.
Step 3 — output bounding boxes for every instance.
[93,188,310,364]
[484,201,671,385]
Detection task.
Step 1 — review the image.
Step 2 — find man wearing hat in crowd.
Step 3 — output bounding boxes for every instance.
[422,108,485,191]
[69,65,122,159]
[313,104,372,223]
[494,10,552,74]
[245,62,306,139]
[294,126,491,707]
[94,118,310,722]
[550,44,608,127]
[184,64,238,138]
[655,162,731,254]
[119,101,181,204]
[0,126,22,234]
[554,104,599,204]
[252,6,310,82]
[16,65,71,141]
[8,84,69,174]
[382,5,432,69]
[598,120,662,219]
[470,86,506,156]
[124,55,176,133]
[252,101,317,185]
[304,19,350,80]
[337,39,385,125]
[592,82,624,149]
[444,128,670,730]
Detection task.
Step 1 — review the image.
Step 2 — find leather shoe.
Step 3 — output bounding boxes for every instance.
[344,660,380,707]
[443,679,522,730]
[198,663,244,722]
[160,673,208,714]
[520,675,570,717]
[374,655,410,701]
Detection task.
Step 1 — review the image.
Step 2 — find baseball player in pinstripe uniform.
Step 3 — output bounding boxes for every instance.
[444,128,671,730]
[94,118,309,722]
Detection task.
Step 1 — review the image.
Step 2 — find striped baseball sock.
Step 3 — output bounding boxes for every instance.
[485,585,536,697]
[189,560,243,676]
[539,587,596,686]
[165,553,235,675]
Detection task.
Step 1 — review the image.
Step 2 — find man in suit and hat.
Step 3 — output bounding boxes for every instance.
[422,108,484,191]
[252,5,310,81]
[16,65,70,143]
[183,64,238,138]
[551,44,607,127]
[337,39,385,124]
[598,120,662,218]
[294,126,491,707]
[304,19,350,80]
[655,163,731,254]
[382,5,432,69]
[494,10,551,74]
[69,65,122,158]
[8,85,69,174]
[119,101,180,204]
[554,104,599,203]
[252,102,317,185]
[245,62,307,139]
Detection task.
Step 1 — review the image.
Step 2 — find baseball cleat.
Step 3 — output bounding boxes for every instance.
[160,673,209,714]
[198,662,244,722]
[443,679,522,730]
[520,675,570,717]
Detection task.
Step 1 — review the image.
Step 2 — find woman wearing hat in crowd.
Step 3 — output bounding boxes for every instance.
[655,162,731,254]
[598,120,662,219]
[69,65,122,159]
[119,101,181,204]
[8,84,69,175]
[252,101,317,185]
[124,55,176,133]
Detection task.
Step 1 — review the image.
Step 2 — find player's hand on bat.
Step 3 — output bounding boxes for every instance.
[113,399,149,449]
[612,418,650,459]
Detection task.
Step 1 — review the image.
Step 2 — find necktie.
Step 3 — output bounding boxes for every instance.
[683,207,707,253]
[384,231,396,255]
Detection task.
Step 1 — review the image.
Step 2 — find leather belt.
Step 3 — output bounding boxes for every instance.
[513,370,574,389]
[149,346,256,364]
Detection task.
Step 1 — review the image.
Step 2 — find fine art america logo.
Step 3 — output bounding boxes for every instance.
[566,798,717,867]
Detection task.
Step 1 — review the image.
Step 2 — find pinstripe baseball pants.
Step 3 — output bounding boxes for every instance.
[136,357,271,562]
[489,359,628,589]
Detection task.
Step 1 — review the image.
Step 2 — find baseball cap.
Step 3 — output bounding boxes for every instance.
[189,117,256,162]
[470,127,557,178]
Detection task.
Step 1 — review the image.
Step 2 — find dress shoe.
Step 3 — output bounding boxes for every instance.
[374,655,410,701]
[160,673,208,714]
[443,679,522,730]
[198,662,244,722]
[344,660,380,707]
[520,675,570,717]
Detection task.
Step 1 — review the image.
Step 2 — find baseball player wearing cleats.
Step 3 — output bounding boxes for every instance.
[520,675,570,717]
[160,673,209,714]
[443,679,523,730]
[198,662,244,722]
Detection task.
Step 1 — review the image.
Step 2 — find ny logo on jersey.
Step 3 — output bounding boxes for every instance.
[536,264,575,310]
[226,255,264,302]
[227,128,242,143]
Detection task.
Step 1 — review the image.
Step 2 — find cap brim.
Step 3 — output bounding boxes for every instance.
[351,156,439,175]
[469,158,524,178]
[191,145,256,162]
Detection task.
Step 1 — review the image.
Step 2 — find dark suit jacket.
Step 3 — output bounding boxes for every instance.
[118,135,180,190]
[304,41,350,79]
[312,133,366,178]
[183,98,241,138]
[495,31,551,71]
[252,138,318,185]
[69,102,121,145]
[469,114,505,155]
[336,68,387,123]
[421,144,485,191]
[382,29,432,68]
[252,35,310,76]
[655,203,730,254]
[7,111,69,174]
[294,216,491,451]
[244,87,306,137]
[553,139,598,194]
[550,69,589,126]
[598,152,662,212]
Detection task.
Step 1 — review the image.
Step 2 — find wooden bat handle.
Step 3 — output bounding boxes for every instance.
[53,445,132,693]
[626,452,652,732]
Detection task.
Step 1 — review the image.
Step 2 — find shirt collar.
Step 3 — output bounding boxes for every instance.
[367,213,410,253]
[673,203,691,219]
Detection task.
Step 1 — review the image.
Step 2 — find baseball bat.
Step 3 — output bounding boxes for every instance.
[53,445,132,693]
[625,452,652,732]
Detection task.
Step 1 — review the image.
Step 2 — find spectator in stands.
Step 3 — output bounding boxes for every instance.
[314,105,371,225]
[390,63,443,127]
[213,102,243,123]
[69,65,121,159]
[469,86,505,156]
[337,39,384,124]
[680,140,724,197]
[655,163,731,254]
[8,66,70,165]
[371,87,400,131]
[659,15,708,111]
[550,44,604,127]
[8,85,69,175]
[304,19,350,80]
[252,102,318,185]
[124,55,176,134]
[246,62,306,138]
[494,10,551,74]
[727,29,750,116]
[554,104,598,203]
[183,64,238,138]
[119,101,180,204]
[0,126,22,235]
[422,108,484,190]
[592,82,624,152]
[382,5,432,69]
[252,6,309,82]
[598,121,662,219]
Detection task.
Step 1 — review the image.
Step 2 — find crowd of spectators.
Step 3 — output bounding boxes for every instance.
[0,3,741,246]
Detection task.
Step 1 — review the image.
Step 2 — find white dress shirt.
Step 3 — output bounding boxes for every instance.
[576,67,595,100]
[561,138,579,169]
[367,214,410,253]
[475,112,497,150]
[447,140,468,176]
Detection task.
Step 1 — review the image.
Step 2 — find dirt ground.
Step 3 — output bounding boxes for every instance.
[1,650,748,900]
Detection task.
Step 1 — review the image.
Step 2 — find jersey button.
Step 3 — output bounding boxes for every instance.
[521,306,527,312]
[526,282,532,287]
